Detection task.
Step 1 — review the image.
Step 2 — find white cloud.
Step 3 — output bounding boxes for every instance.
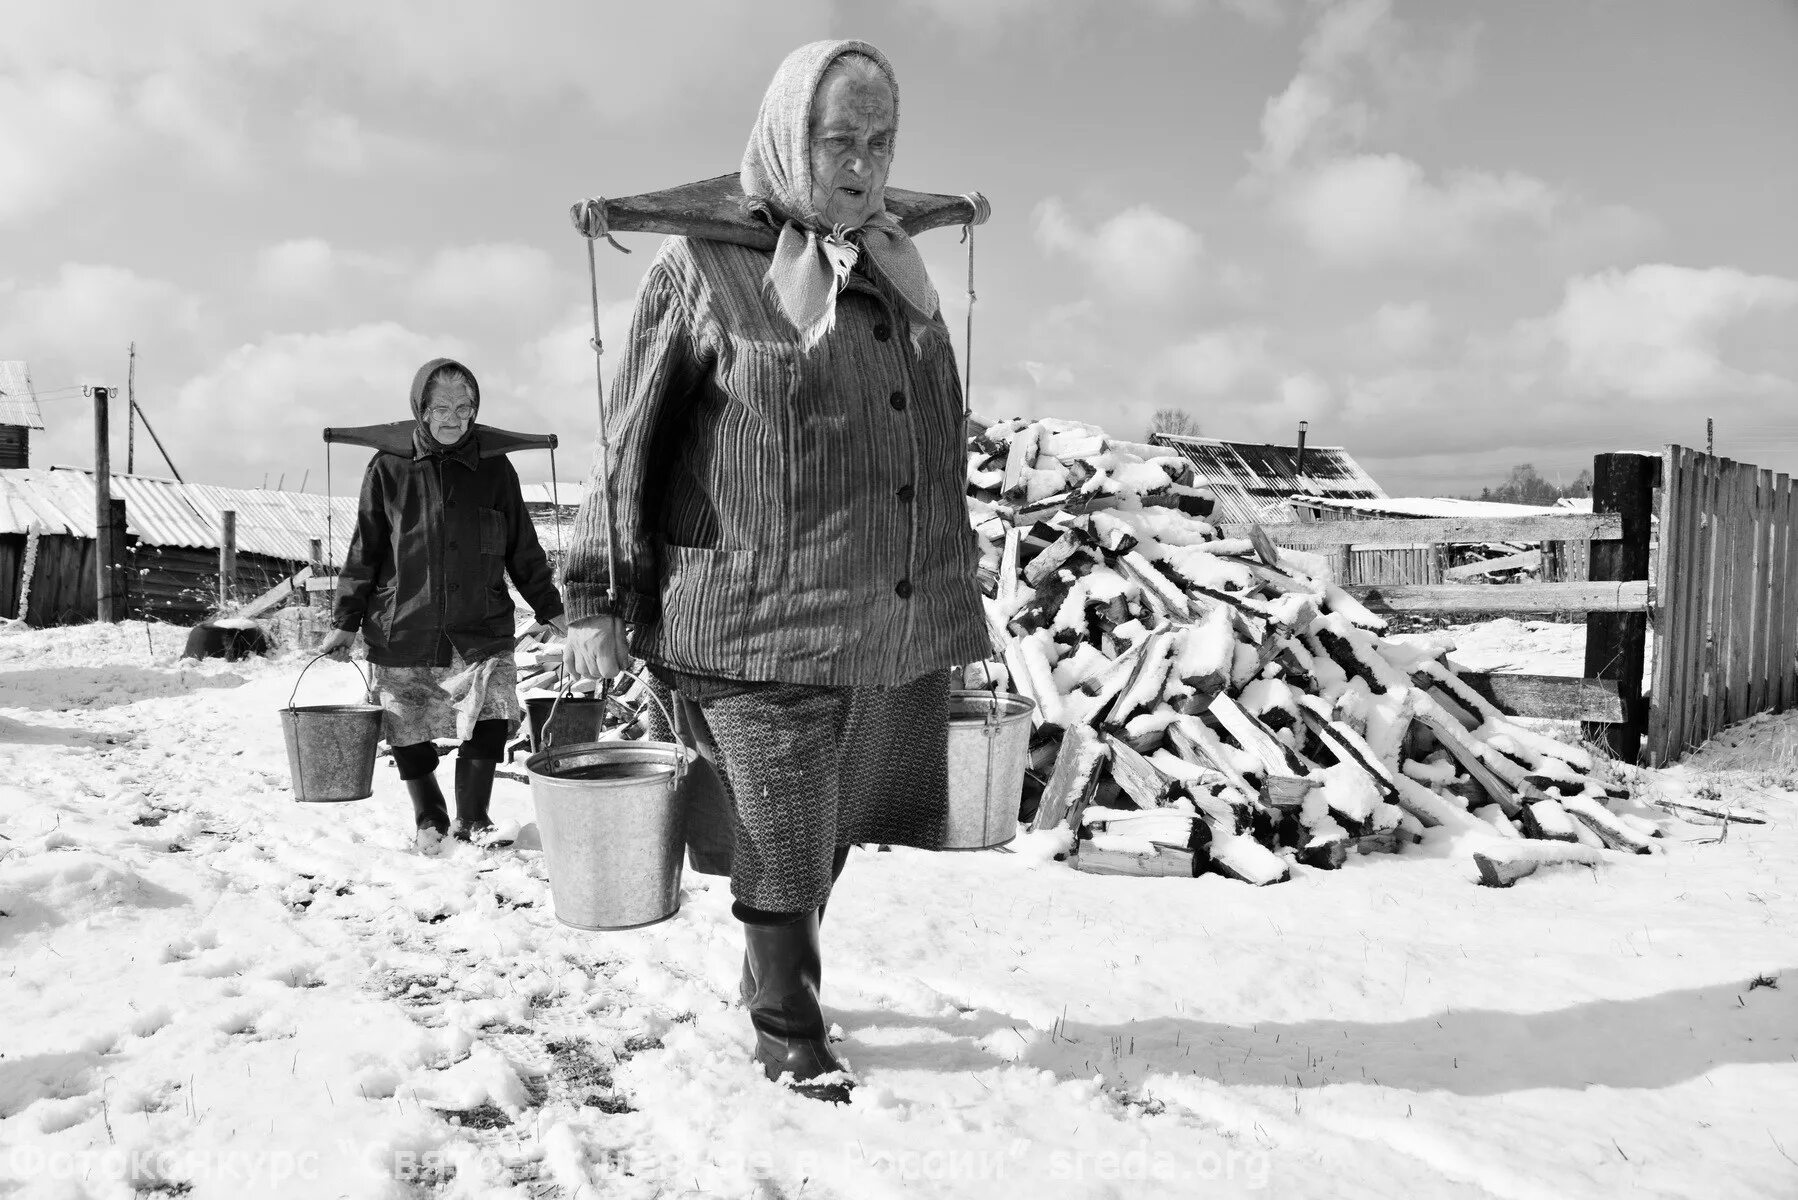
[894,0,1291,34]
[412,244,565,321]
[1369,300,1437,358]
[133,71,246,177]
[1,264,207,363]
[170,324,467,479]
[1276,154,1558,266]
[1160,325,1274,396]
[1546,265,1798,402]
[1021,361,1075,389]
[1034,199,1205,304]
[0,71,122,223]
[256,240,338,295]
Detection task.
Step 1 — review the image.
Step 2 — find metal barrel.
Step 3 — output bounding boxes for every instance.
[525,740,688,930]
[942,689,1037,850]
[280,704,382,802]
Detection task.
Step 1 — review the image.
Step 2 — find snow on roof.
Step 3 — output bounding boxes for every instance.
[0,362,45,430]
[1148,434,1387,525]
[0,468,356,561]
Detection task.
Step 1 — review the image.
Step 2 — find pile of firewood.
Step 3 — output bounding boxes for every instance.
[961,416,1658,884]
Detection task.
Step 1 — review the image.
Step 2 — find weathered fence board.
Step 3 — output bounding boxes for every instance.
[1646,447,1798,765]
[1456,671,1626,723]
[1345,580,1649,615]
[1443,549,1543,580]
[1225,513,1621,548]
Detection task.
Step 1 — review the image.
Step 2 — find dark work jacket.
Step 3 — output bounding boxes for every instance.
[334,435,564,668]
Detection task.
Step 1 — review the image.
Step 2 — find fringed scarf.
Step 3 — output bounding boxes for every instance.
[740,39,939,350]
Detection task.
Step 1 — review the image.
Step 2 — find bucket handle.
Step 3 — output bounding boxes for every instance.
[541,669,687,780]
[288,652,376,711]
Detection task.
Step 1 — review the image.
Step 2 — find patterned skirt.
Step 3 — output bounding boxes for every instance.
[656,668,951,913]
[372,650,522,748]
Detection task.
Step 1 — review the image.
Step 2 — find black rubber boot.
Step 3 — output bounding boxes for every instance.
[740,846,851,1006]
[452,758,498,842]
[742,911,852,1104]
[406,775,449,837]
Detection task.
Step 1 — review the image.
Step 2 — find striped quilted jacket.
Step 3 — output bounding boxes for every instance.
[562,235,988,687]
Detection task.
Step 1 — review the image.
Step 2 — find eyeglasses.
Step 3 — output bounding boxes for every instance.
[427,405,475,421]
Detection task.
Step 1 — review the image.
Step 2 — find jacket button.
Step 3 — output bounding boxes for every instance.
[894,579,912,599]
[889,391,906,411]
[896,484,915,502]
[874,323,892,342]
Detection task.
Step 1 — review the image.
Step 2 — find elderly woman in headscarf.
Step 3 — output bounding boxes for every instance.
[563,41,986,1103]
[321,359,567,851]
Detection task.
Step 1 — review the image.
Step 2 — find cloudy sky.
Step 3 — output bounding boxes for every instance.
[2,0,1794,497]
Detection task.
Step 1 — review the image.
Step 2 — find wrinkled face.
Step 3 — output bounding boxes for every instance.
[424,378,475,445]
[808,66,895,230]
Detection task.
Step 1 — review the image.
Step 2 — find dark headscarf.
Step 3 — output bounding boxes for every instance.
[409,357,481,465]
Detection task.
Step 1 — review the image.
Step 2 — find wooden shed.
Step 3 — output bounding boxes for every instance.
[0,362,43,471]
[0,468,356,626]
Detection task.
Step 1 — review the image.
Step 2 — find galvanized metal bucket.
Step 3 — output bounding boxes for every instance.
[524,693,611,751]
[943,689,1036,850]
[525,676,691,930]
[280,655,383,803]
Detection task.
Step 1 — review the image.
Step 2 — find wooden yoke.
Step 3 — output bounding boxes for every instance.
[583,172,989,251]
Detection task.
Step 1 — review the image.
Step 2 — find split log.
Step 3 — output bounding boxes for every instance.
[1561,795,1657,854]
[1001,423,1041,498]
[1521,799,1579,842]
[1022,528,1088,588]
[1208,693,1307,777]
[1411,693,1523,815]
[1473,842,1606,887]
[1031,726,1107,831]
[1104,628,1176,727]
[1207,832,1289,885]
[1101,734,1173,808]
[1118,551,1192,620]
[1167,716,1259,805]
[997,526,1025,613]
[1391,775,1491,837]
[1073,843,1195,878]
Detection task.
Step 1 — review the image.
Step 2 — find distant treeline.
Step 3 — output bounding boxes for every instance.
[1465,462,1593,505]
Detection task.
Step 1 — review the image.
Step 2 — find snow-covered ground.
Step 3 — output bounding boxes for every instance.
[2,621,1795,1199]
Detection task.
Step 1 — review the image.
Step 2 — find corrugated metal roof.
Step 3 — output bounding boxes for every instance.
[0,468,356,561]
[0,362,46,429]
[1150,434,1386,525]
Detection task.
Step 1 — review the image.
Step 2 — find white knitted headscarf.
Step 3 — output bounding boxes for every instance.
[741,39,939,350]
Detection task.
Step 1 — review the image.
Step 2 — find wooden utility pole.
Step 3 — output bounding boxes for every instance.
[127,342,137,475]
[219,510,238,608]
[91,386,122,622]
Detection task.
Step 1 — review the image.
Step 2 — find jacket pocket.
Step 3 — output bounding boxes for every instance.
[656,544,757,675]
[479,507,506,556]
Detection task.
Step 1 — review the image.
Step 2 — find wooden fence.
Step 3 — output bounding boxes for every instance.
[1220,452,1653,758]
[1645,445,1798,766]
[1232,448,1798,766]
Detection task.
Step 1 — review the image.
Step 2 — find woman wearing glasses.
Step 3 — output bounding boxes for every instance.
[320,358,566,850]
